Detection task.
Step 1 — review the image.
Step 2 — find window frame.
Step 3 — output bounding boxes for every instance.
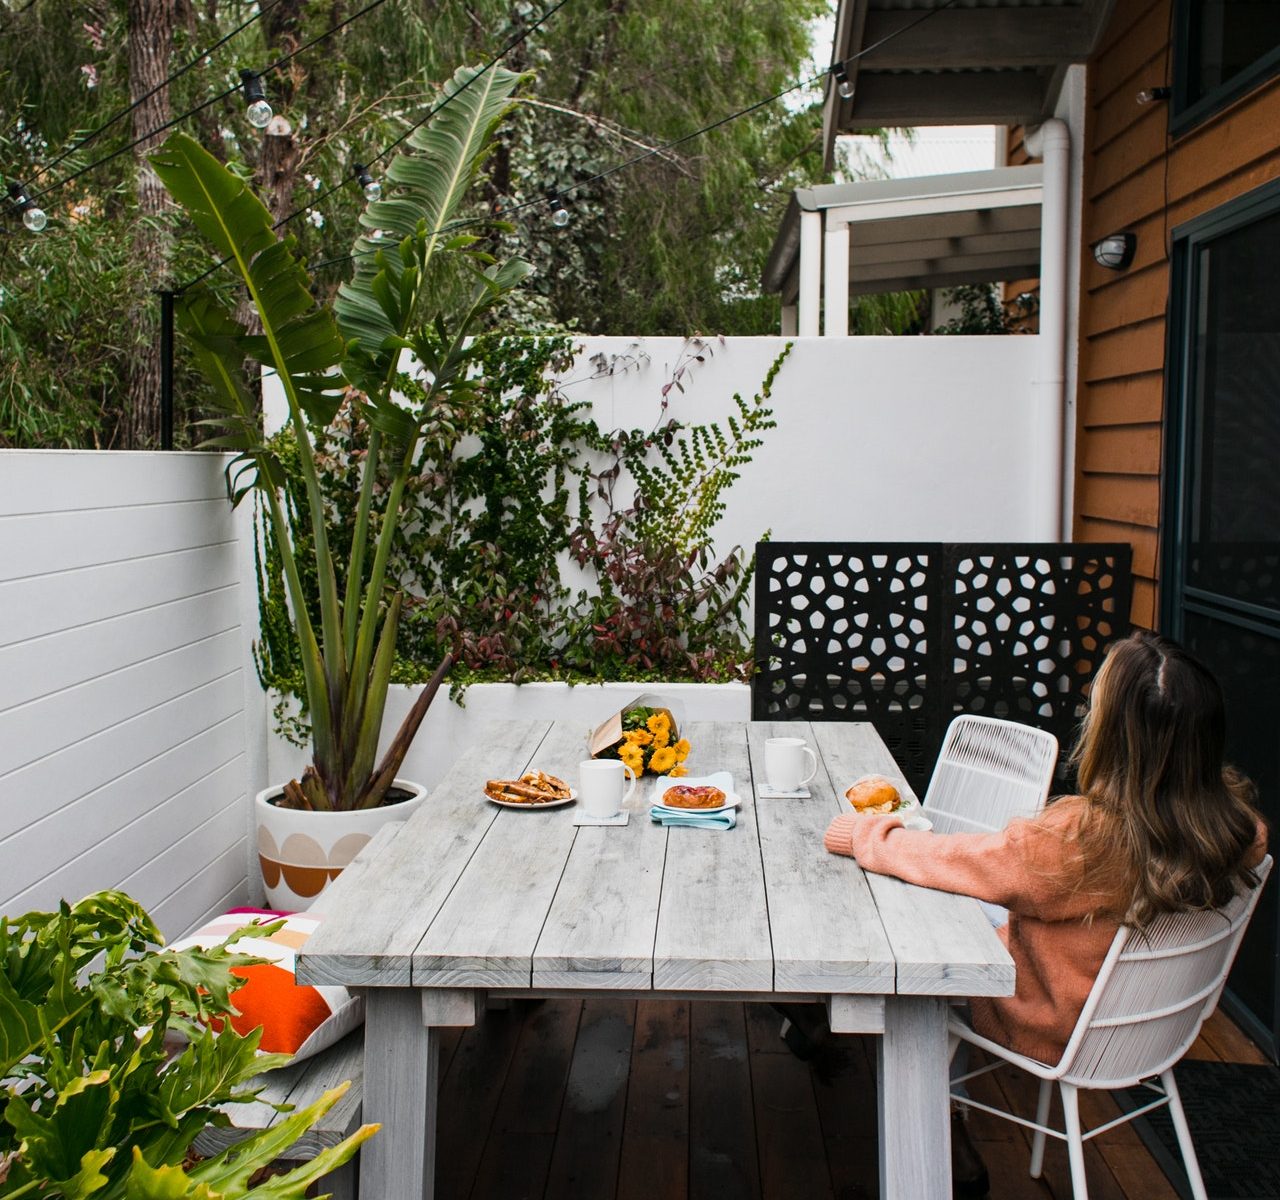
[1170,0,1280,138]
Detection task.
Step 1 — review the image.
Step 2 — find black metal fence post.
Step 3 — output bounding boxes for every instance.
[159,289,175,450]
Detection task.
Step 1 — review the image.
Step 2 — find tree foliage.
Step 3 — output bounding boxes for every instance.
[1,0,831,446]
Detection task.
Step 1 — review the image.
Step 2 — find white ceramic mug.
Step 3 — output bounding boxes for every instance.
[764,737,818,792]
[579,758,638,818]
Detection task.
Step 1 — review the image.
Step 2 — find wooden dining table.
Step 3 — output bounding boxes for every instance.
[297,718,1014,1200]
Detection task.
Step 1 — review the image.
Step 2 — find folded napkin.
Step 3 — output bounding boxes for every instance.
[649,805,737,830]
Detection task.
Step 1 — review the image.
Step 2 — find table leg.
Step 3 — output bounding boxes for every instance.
[878,995,950,1200]
[361,988,440,1200]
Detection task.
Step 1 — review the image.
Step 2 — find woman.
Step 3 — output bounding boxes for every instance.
[825,629,1267,1064]
[823,631,1268,1196]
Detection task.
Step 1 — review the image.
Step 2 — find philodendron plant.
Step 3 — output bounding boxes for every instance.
[0,891,374,1197]
[151,64,531,812]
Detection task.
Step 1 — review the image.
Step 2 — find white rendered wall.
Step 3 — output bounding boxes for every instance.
[557,335,1041,548]
[264,333,1043,548]
[0,451,259,938]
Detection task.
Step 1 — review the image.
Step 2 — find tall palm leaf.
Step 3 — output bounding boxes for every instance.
[153,65,530,811]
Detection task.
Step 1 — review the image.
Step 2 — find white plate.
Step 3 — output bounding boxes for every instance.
[486,788,577,810]
[652,791,742,815]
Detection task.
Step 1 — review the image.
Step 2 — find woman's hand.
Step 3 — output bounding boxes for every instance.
[823,813,860,857]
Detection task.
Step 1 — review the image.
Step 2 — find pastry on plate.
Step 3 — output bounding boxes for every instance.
[845,775,902,814]
[662,784,727,809]
[484,771,572,804]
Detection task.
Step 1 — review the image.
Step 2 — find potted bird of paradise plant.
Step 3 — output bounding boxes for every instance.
[151,64,531,907]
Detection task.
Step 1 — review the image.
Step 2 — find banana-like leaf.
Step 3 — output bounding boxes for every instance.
[151,134,347,428]
[334,63,526,361]
[182,1083,376,1195]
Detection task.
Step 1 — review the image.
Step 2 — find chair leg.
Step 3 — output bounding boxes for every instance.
[1162,1069,1208,1200]
[1061,1082,1089,1200]
[1029,1079,1052,1178]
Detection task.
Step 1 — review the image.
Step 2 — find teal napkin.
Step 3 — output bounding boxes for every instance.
[649,805,737,830]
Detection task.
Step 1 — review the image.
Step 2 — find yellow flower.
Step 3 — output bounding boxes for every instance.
[646,712,671,738]
[673,738,691,763]
[652,727,670,749]
[649,746,677,774]
[618,745,644,774]
[625,729,653,747]
[667,764,688,778]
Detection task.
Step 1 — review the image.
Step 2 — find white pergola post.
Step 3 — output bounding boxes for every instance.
[798,209,822,336]
[780,304,798,335]
[823,218,850,337]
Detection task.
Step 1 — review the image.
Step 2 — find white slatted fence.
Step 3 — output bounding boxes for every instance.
[0,451,259,937]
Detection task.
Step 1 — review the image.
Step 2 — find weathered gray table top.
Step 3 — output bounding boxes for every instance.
[298,720,1013,1000]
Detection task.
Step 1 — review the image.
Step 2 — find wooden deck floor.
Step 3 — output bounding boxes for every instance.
[429,999,1269,1200]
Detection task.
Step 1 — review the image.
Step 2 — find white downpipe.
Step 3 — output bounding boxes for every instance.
[1025,118,1069,540]
[798,209,823,336]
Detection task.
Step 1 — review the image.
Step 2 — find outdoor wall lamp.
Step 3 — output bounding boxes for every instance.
[1093,231,1136,270]
[1137,85,1172,104]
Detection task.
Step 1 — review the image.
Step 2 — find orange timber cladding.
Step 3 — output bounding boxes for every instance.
[1006,0,1280,629]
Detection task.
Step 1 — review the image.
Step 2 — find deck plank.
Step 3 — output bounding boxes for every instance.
[435,1005,526,1200]
[543,998,636,1200]
[616,999,690,1200]
[689,1001,761,1199]
[745,999,835,1200]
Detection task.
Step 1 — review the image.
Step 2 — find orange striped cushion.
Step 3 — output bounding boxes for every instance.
[171,910,362,1061]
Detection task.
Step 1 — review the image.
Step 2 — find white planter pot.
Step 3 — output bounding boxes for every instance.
[253,779,426,911]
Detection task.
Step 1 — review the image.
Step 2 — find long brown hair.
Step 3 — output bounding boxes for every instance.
[1070,630,1261,927]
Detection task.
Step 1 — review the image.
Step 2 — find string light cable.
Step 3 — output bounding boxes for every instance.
[174,0,574,293]
[21,0,394,207]
[29,0,287,184]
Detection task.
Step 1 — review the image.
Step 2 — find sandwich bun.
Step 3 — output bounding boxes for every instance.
[845,775,902,814]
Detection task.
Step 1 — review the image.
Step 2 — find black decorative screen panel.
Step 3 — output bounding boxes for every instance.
[754,542,1133,794]
[754,545,942,786]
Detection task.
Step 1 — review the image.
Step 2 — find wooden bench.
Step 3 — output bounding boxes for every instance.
[193,1029,364,1199]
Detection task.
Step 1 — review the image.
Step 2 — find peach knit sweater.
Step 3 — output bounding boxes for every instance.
[824,798,1268,1065]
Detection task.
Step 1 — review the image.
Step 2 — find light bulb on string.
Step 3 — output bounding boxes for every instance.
[832,63,855,101]
[548,194,570,227]
[239,69,273,129]
[353,163,381,203]
[7,181,47,233]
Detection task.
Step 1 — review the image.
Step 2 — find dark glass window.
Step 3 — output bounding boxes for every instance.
[1183,208,1280,614]
[1174,0,1280,132]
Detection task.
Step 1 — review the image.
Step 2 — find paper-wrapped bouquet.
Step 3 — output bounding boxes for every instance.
[589,694,691,777]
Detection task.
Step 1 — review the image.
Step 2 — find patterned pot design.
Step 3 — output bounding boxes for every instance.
[254,779,426,910]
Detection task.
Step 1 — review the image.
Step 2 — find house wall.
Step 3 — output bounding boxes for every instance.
[1076,0,1280,626]
[0,451,258,938]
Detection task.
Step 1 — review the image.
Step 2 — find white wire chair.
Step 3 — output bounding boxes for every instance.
[922,714,1060,836]
[949,855,1273,1200]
